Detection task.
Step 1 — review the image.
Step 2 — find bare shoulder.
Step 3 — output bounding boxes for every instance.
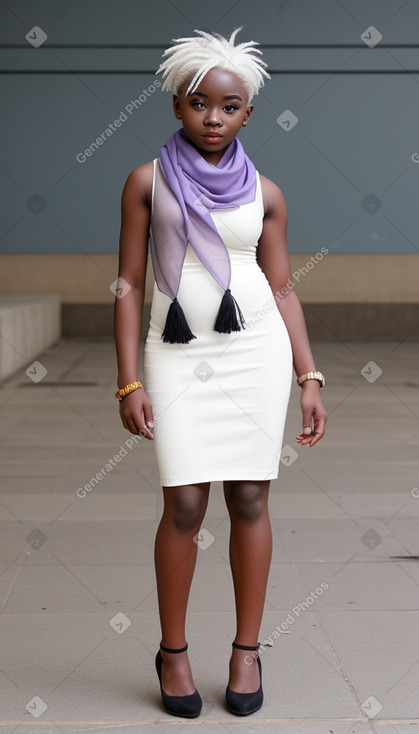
[259,173,288,220]
[122,160,154,210]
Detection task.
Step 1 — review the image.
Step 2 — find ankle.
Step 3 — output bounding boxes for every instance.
[232,639,259,649]
[160,640,188,653]
[232,641,260,657]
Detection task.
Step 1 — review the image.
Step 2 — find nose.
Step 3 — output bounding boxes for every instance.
[203,107,222,127]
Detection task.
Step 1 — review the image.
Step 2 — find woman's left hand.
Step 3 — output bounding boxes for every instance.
[295,380,327,447]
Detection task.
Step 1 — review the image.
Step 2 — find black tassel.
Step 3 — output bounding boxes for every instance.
[162,298,197,344]
[214,288,246,334]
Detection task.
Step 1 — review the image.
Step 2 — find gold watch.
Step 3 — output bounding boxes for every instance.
[297,371,325,388]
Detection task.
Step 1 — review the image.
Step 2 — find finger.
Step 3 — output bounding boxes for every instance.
[143,402,155,432]
[304,420,326,446]
[139,422,154,440]
[120,413,132,433]
[125,415,140,436]
[307,430,324,446]
[312,414,327,439]
[133,415,154,440]
[301,412,313,436]
[296,433,314,445]
[295,431,312,444]
[122,411,145,436]
[296,425,321,445]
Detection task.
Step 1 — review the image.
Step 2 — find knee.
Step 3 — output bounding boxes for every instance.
[167,491,207,533]
[225,482,268,523]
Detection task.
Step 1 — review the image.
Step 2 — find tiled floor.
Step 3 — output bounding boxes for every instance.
[0,337,418,733]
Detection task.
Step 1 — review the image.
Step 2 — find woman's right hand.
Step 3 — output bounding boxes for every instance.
[119,387,155,440]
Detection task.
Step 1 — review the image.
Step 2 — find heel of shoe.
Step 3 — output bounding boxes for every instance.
[225,641,263,716]
[155,642,202,718]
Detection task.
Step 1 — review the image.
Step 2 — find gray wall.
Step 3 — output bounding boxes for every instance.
[1,0,418,255]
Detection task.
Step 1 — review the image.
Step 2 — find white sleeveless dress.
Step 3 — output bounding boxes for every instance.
[144,158,293,487]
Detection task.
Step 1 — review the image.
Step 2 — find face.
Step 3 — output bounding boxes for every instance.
[173,67,254,165]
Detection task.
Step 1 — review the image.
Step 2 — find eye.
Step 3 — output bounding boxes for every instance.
[223,104,239,113]
[190,100,205,109]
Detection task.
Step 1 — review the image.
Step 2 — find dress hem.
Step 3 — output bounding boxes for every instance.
[158,469,280,487]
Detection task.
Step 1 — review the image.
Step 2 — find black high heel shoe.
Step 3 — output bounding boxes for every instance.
[225,641,263,716]
[155,642,202,718]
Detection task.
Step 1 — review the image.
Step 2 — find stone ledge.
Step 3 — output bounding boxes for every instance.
[0,296,61,381]
[62,303,419,340]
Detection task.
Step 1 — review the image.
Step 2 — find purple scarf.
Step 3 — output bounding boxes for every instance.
[149,128,257,343]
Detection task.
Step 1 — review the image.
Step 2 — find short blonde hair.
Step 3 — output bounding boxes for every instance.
[156,27,270,103]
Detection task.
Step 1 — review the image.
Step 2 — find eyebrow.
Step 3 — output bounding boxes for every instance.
[189,91,243,102]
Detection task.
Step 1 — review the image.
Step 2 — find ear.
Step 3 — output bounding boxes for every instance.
[173,95,182,120]
[241,105,254,127]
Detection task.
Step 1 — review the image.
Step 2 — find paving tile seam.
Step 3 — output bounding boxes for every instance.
[278,584,371,721]
[0,562,24,614]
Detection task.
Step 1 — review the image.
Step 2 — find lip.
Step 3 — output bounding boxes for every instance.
[201,132,223,140]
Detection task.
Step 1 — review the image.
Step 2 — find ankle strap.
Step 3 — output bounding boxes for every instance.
[160,642,188,654]
[232,641,260,651]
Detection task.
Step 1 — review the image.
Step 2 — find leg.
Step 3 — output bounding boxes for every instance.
[223,479,272,692]
[154,481,210,696]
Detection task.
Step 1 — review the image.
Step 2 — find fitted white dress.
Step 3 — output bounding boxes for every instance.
[144,158,293,487]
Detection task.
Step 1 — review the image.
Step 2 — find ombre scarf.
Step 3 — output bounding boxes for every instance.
[149,127,257,343]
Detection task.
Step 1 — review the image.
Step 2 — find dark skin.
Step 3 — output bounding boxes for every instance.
[114,68,327,697]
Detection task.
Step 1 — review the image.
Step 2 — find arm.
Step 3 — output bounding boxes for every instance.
[114,161,155,439]
[257,175,327,447]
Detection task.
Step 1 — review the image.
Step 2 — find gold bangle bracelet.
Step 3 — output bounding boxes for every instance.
[115,381,143,400]
[297,371,325,388]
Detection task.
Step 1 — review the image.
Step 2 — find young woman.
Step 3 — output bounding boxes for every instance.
[114,28,327,719]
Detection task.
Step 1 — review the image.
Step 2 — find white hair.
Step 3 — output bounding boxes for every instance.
[156,27,270,103]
